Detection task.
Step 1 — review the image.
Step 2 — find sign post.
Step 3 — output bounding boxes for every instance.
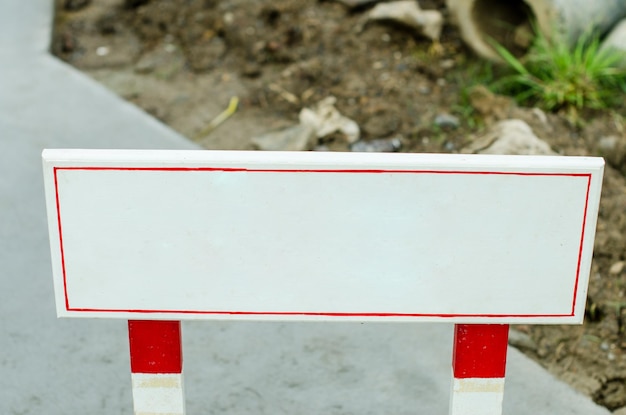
[128,320,184,415]
[451,324,510,415]
[42,149,604,415]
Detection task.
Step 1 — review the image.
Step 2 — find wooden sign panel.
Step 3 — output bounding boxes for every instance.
[42,149,603,323]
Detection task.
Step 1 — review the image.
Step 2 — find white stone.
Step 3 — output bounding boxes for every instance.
[251,124,316,151]
[464,119,556,155]
[609,261,625,275]
[367,0,443,41]
[299,96,360,143]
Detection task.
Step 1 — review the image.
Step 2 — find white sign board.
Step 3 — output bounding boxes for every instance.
[42,149,603,323]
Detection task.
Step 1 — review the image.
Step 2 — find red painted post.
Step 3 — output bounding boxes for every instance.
[450,324,510,415]
[128,320,185,415]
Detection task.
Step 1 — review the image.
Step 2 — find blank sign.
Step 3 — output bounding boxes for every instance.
[42,150,603,323]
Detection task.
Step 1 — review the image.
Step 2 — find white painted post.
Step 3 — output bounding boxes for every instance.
[450,324,509,415]
[128,320,185,415]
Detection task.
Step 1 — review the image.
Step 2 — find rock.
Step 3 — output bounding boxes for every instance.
[134,57,155,74]
[299,97,360,143]
[367,1,443,42]
[530,107,549,126]
[241,62,262,78]
[463,119,556,155]
[418,85,431,95]
[251,124,317,151]
[594,135,626,173]
[96,46,109,56]
[467,85,514,120]
[508,329,537,352]
[609,261,625,275]
[351,137,402,152]
[439,59,455,70]
[135,41,185,79]
[434,113,459,129]
[598,135,619,152]
[443,141,455,151]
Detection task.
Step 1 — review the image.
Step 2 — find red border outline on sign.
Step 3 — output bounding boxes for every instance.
[53,166,593,319]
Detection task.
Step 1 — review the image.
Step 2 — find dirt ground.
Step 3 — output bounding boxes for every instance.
[53,0,626,410]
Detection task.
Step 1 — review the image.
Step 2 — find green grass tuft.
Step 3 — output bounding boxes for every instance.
[490,26,626,115]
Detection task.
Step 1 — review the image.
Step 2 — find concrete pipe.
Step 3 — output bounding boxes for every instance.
[600,18,626,64]
[447,0,626,61]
